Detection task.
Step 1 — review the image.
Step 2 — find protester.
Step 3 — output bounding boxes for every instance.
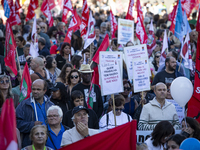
[99,94,132,131]
[145,121,175,150]
[47,26,58,46]
[45,56,61,84]
[150,51,161,74]
[71,55,83,70]
[30,57,47,82]
[166,134,186,150]
[181,117,200,140]
[0,55,6,75]
[56,63,73,85]
[38,37,50,57]
[46,106,69,150]
[11,71,22,96]
[61,106,99,146]
[18,44,30,69]
[50,82,70,114]
[72,64,103,119]
[21,125,53,150]
[55,42,71,70]
[62,90,99,129]
[37,24,51,49]
[71,30,82,52]
[16,79,54,147]
[16,36,26,56]
[138,82,180,130]
[66,69,81,100]
[0,74,19,108]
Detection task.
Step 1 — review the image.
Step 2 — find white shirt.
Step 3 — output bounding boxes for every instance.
[99,111,132,131]
[145,137,167,150]
[61,127,99,147]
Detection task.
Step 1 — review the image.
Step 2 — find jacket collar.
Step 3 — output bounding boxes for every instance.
[149,97,171,109]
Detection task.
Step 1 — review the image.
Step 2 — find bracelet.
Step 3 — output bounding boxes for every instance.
[84,134,90,138]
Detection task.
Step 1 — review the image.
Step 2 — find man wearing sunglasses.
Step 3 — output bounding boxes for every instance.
[72,64,103,119]
[99,94,132,131]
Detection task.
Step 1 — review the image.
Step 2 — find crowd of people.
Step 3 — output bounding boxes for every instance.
[0,0,200,149]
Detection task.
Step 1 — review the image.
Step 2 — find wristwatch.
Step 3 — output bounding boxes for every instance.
[84,134,90,138]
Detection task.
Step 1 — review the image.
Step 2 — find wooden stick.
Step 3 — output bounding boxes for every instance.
[141,91,144,107]
[90,44,92,61]
[178,57,182,72]
[15,48,22,80]
[111,94,117,127]
[89,60,93,67]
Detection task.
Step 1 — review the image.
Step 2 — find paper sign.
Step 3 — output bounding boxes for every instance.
[132,58,150,93]
[167,99,185,123]
[124,44,149,80]
[118,18,134,45]
[99,52,123,96]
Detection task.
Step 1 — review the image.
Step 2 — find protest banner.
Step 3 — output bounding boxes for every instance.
[99,51,123,96]
[167,99,185,123]
[124,44,149,80]
[136,130,181,143]
[132,58,150,93]
[118,18,134,45]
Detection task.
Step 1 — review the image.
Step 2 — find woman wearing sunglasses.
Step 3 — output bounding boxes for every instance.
[66,69,81,103]
[99,94,132,131]
[0,75,19,108]
[151,51,161,75]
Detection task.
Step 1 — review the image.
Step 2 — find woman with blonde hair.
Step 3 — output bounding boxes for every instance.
[21,125,53,150]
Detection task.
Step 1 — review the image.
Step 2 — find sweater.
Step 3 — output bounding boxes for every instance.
[138,97,180,130]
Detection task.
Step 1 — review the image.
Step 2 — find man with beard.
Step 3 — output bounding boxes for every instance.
[61,106,99,146]
[138,82,180,130]
[16,79,54,148]
[152,56,183,88]
[72,64,103,119]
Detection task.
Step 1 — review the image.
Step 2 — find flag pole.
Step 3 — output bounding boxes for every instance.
[111,94,117,127]
[15,48,22,80]
[90,44,92,61]
[178,57,182,72]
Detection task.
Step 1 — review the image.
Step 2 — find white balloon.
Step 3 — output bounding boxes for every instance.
[170,77,193,107]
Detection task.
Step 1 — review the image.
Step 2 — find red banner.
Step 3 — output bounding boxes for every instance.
[41,0,54,27]
[80,0,89,37]
[25,0,39,22]
[110,9,118,39]
[125,0,134,20]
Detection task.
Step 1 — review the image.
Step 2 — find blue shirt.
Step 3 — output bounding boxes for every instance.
[31,100,47,125]
[46,124,65,150]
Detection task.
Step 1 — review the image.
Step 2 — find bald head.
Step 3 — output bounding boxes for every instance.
[34,57,45,67]
[32,79,47,91]
[154,82,167,101]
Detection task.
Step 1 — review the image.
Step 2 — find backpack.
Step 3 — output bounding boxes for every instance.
[35,72,54,97]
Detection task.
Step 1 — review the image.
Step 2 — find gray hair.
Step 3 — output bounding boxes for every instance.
[47,105,63,118]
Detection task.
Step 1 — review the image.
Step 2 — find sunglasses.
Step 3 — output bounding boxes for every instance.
[155,55,160,58]
[0,80,9,84]
[70,75,79,79]
[37,28,40,30]
[124,87,131,91]
[41,27,45,29]
[115,108,124,111]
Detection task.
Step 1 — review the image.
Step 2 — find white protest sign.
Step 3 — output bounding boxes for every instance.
[124,44,149,80]
[118,18,134,45]
[133,58,150,93]
[99,52,123,96]
[136,130,181,143]
[167,99,185,124]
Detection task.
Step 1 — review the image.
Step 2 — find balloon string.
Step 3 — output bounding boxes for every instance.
[184,107,188,128]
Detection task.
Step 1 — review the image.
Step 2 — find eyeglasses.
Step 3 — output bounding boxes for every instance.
[37,28,40,30]
[124,87,131,91]
[47,115,59,118]
[115,108,124,111]
[155,55,160,58]
[41,26,45,29]
[0,80,9,84]
[70,75,79,79]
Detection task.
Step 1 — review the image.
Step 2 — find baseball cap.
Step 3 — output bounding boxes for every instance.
[51,82,65,91]
[72,106,89,116]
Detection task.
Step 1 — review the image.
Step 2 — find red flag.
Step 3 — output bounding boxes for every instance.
[110,9,118,39]
[9,0,20,26]
[19,62,32,103]
[92,34,109,64]
[64,9,81,43]
[62,0,73,24]
[92,66,100,88]
[60,120,137,150]
[135,0,147,44]
[0,98,18,150]
[80,0,89,37]
[41,0,54,27]
[4,20,17,76]
[87,72,95,109]
[125,0,134,20]
[196,4,200,32]
[187,31,200,122]
[48,0,56,10]
[14,0,21,25]
[181,0,198,17]
[25,0,39,22]
[169,4,178,34]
